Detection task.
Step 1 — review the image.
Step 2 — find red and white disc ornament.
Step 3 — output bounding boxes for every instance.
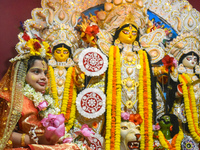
[76,88,106,119]
[78,47,108,76]
[89,133,104,150]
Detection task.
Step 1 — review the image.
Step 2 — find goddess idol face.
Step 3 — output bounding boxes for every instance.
[54,46,70,62]
[118,25,138,44]
[182,54,197,69]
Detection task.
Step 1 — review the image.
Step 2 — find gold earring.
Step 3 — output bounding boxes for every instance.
[134,41,138,46]
[115,38,120,44]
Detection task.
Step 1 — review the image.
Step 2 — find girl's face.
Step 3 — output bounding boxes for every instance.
[182,54,197,69]
[25,60,48,94]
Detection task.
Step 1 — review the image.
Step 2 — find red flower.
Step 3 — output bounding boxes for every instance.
[48,47,52,53]
[22,32,30,41]
[85,25,99,36]
[162,55,174,70]
[129,114,143,125]
[34,42,41,50]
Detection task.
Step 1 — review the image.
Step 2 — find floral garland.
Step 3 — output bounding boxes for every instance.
[138,50,153,149]
[10,32,52,62]
[158,128,184,149]
[115,46,121,149]
[48,66,59,107]
[105,46,121,150]
[23,83,60,118]
[179,73,200,142]
[49,66,77,132]
[62,67,77,132]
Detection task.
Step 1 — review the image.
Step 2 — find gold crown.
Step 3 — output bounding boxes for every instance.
[166,32,200,61]
[119,13,138,29]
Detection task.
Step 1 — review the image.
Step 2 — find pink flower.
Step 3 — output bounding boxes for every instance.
[173,58,178,68]
[75,124,95,137]
[121,112,130,120]
[153,124,160,131]
[38,100,48,111]
[41,114,65,140]
[63,137,73,143]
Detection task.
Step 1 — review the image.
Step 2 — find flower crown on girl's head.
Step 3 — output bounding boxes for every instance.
[10,31,52,63]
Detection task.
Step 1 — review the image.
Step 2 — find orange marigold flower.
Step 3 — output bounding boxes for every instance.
[129,114,143,125]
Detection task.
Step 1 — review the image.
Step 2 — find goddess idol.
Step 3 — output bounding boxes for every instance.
[75,0,168,149]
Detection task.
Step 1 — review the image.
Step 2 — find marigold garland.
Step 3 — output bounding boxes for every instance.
[115,46,121,149]
[49,66,76,132]
[48,66,59,107]
[138,50,153,150]
[179,73,200,142]
[105,46,113,150]
[158,128,183,149]
[106,46,121,150]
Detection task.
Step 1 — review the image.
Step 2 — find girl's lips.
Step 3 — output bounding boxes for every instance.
[38,82,46,86]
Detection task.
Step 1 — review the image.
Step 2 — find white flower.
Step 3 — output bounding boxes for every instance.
[23,83,60,118]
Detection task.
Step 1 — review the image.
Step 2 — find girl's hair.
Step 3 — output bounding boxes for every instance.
[52,43,72,58]
[113,24,140,44]
[27,56,48,72]
[178,51,199,65]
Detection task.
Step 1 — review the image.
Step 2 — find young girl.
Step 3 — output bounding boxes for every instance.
[0,55,62,148]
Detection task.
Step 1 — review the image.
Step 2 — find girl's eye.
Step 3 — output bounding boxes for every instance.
[186,57,192,61]
[44,71,48,75]
[33,70,40,74]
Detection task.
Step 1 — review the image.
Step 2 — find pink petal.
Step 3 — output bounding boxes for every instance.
[41,118,49,127]
[55,114,65,124]
[81,124,89,130]
[55,123,65,137]
[81,128,91,137]
[45,127,56,140]
[63,137,73,143]
[48,114,57,120]
[38,101,48,111]
[47,126,56,132]
[53,119,60,128]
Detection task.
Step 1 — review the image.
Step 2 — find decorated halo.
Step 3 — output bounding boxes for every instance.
[76,88,106,119]
[78,47,108,76]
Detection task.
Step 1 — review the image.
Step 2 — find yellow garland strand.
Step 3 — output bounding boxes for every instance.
[144,52,153,149]
[61,67,73,114]
[158,130,170,148]
[138,50,145,149]
[115,46,121,150]
[105,46,114,150]
[49,66,76,132]
[179,74,200,142]
[158,128,184,149]
[138,50,153,149]
[66,83,77,132]
[48,66,59,108]
[175,128,184,149]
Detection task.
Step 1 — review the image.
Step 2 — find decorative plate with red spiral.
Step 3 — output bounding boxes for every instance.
[78,47,108,76]
[76,88,106,119]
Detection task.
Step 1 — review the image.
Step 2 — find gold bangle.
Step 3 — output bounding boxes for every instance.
[21,133,26,147]
[6,140,13,148]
